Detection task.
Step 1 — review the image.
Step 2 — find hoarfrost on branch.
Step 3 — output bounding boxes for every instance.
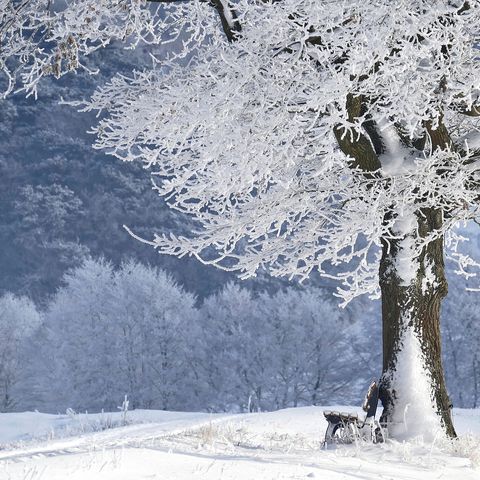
[3,0,480,303]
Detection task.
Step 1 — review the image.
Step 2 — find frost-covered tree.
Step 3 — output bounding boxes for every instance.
[3,0,480,438]
[41,258,198,411]
[109,260,200,410]
[198,284,267,411]
[199,284,365,412]
[41,258,120,410]
[257,289,356,408]
[0,294,41,411]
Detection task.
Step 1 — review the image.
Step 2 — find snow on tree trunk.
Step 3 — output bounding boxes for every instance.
[379,207,456,439]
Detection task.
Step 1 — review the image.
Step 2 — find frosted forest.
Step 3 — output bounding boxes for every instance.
[1,1,480,479]
[2,256,480,415]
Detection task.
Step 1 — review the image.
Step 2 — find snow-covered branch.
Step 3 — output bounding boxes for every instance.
[71,0,480,301]
[0,0,216,97]
[4,0,480,302]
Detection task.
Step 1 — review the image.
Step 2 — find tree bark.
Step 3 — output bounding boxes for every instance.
[378,207,456,438]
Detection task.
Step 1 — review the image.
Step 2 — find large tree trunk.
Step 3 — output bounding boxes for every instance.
[333,92,456,439]
[378,207,456,439]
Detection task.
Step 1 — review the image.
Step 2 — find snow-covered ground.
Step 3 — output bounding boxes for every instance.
[1,407,479,479]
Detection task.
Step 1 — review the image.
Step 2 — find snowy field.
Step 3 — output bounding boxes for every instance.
[0,407,479,480]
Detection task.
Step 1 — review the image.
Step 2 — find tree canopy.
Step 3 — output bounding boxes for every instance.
[3,1,480,303]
